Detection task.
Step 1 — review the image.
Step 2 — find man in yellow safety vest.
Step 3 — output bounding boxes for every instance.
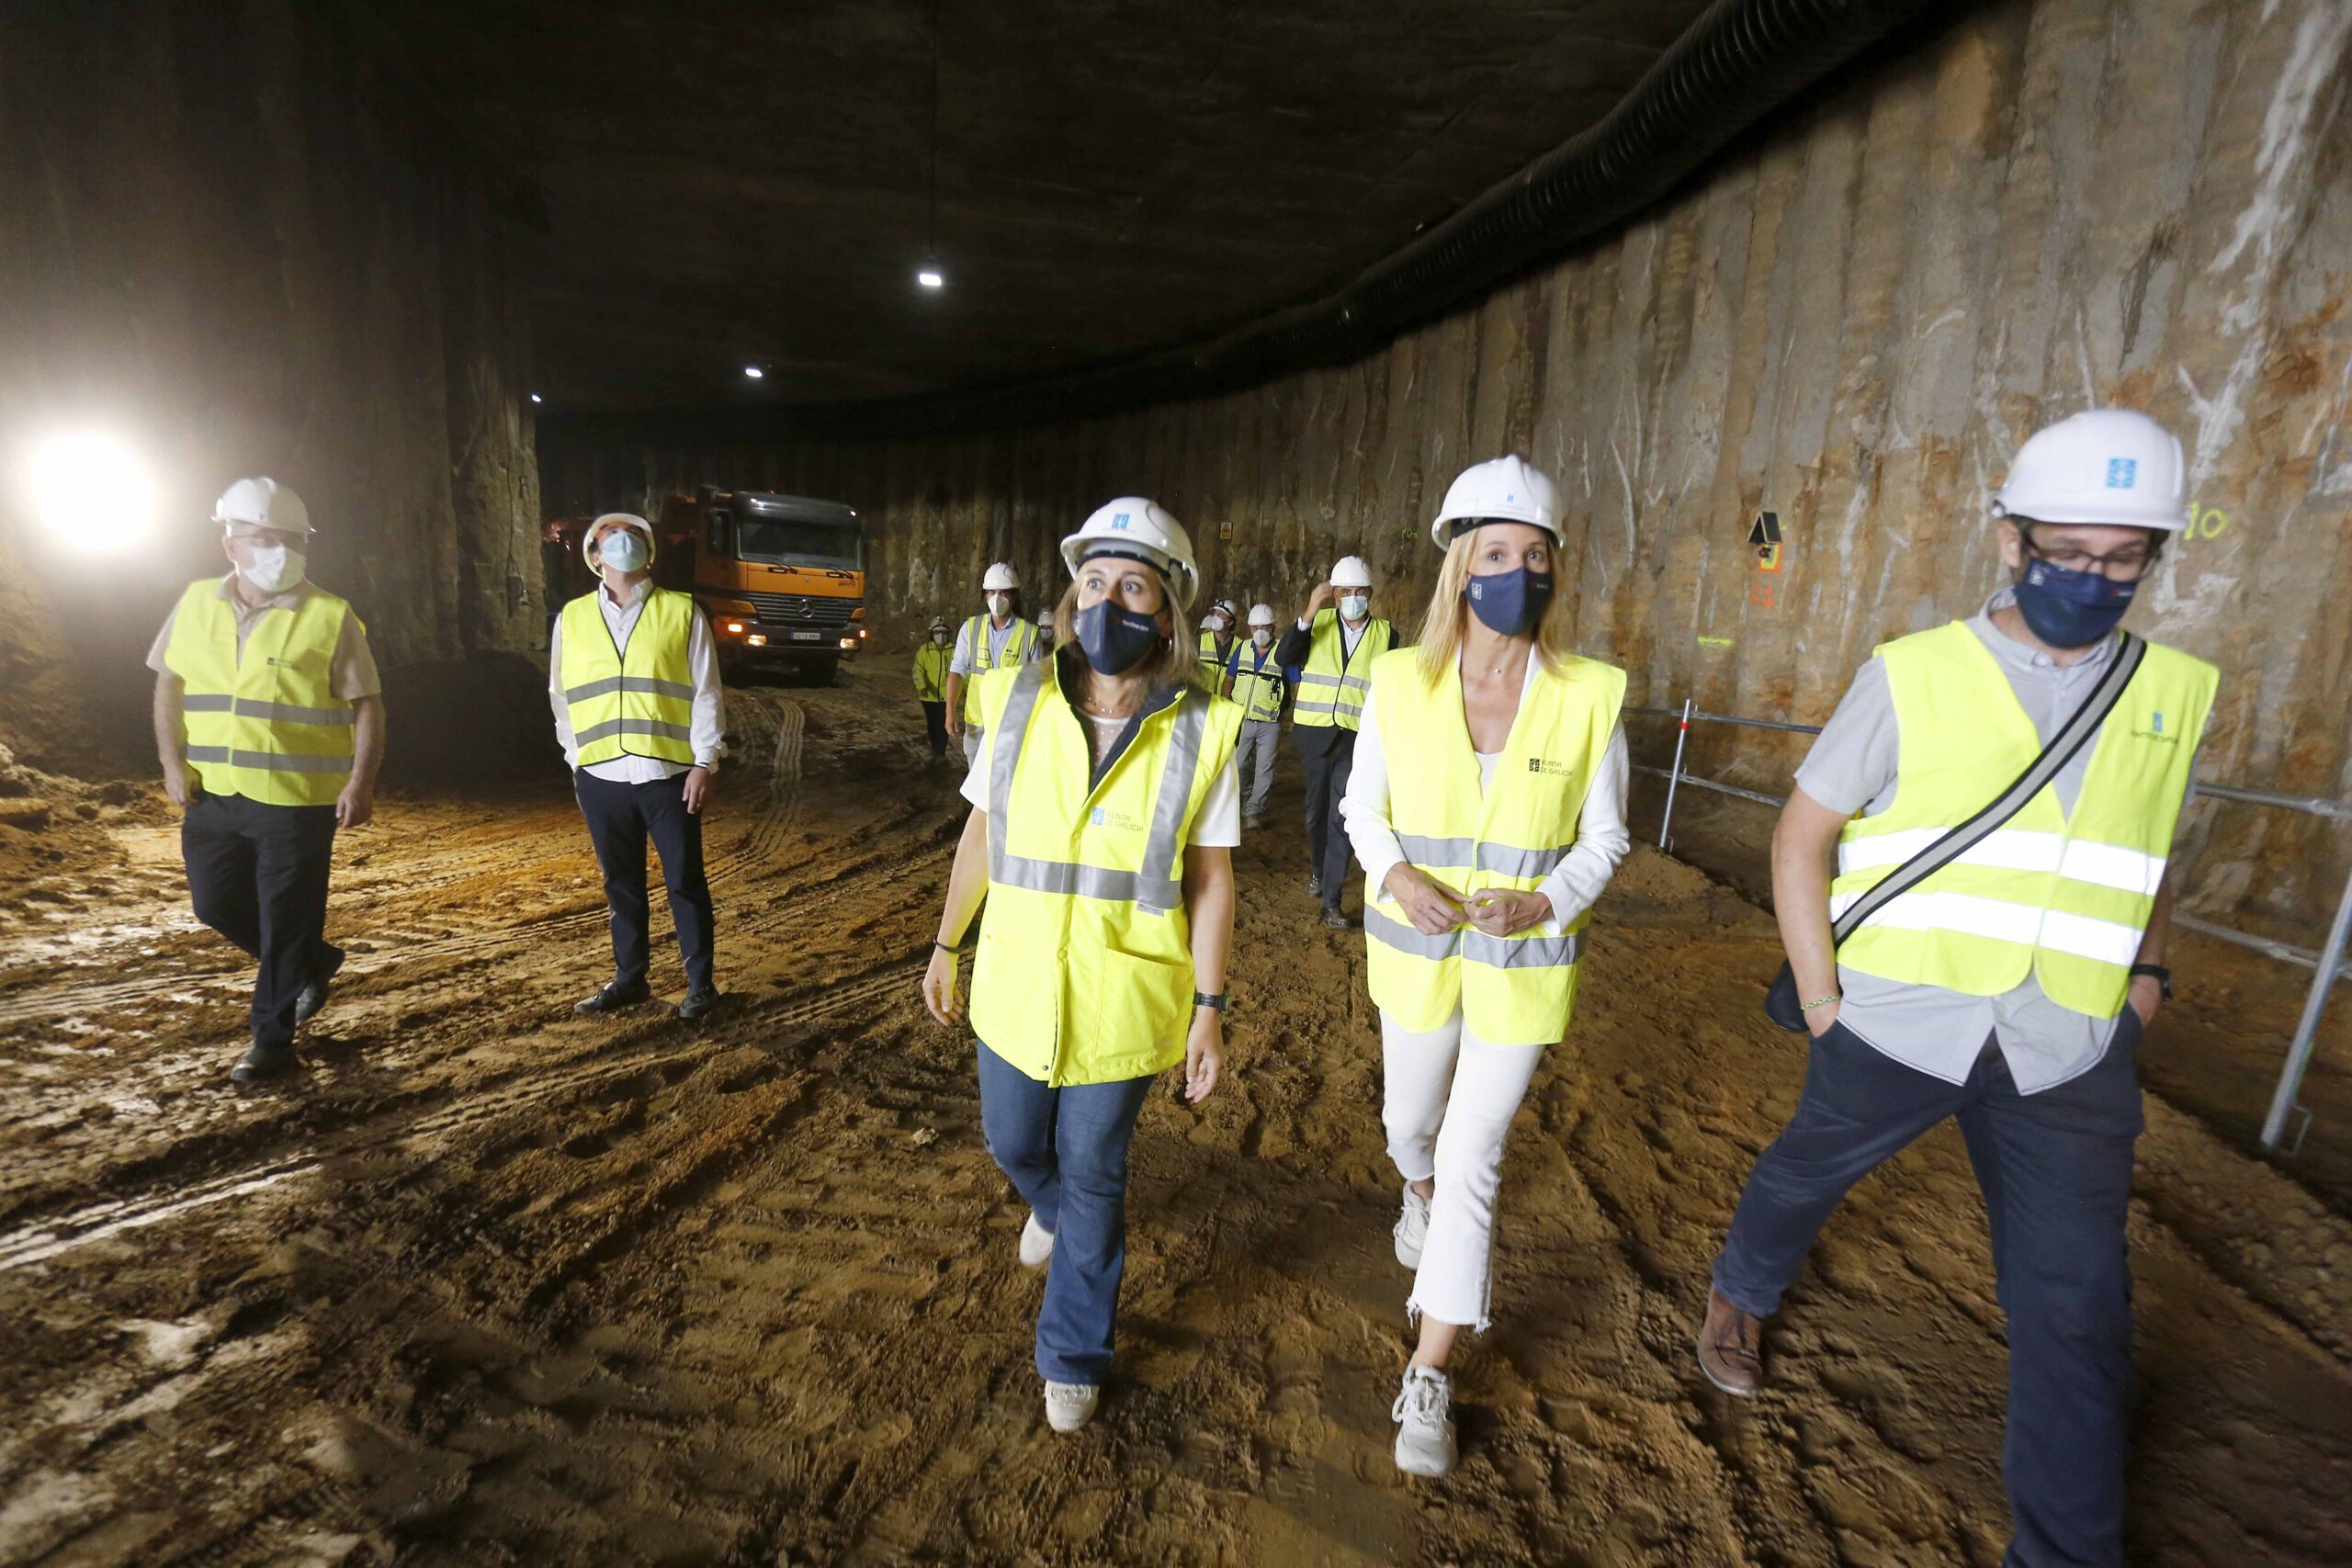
[1698,411,2218,1568]
[1275,556,1394,926]
[913,615,955,761]
[150,478,387,1082]
[1221,602,1288,829]
[944,561,1041,768]
[550,513,724,1021]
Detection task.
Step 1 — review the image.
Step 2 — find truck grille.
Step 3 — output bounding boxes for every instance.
[744,592,859,626]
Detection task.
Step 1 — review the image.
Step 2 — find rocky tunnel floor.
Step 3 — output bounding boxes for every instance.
[0,663,2347,1566]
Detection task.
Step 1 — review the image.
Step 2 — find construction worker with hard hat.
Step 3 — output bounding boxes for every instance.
[149,479,387,1082]
[550,513,724,1021]
[944,562,1042,767]
[1337,455,1630,1476]
[1222,603,1288,830]
[1276,553,1394,925]
[913,615,955,761]
[921,496,1242,1437]
[1196,600,1239,686]
[1698,409,2218,1566]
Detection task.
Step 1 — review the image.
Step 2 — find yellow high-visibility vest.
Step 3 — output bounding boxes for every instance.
[1229,644,1286,723]
[960,615,1036,724]
[1292,609,1392,730]
[1197,637,1237,687]
[913,640,952,702]
[164,579,356,807]
[1363,648,1625,1045]
[967,660,1244,1087]
[560,588,697,768]
[1832,621,2215,1017]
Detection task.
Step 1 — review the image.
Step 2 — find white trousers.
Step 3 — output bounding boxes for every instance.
[1381,1010,1543,1333]
[1238,719,1281,821]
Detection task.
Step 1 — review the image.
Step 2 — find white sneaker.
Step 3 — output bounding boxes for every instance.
[1019,1212,1056,1269]
[1045,1381,1098,1433]
[1393,1182,1431,1269]
[1391,1365,1457,1477]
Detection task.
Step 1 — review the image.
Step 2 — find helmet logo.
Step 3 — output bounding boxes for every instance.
[2106,458,2137,489]
[1112,513,1132,530]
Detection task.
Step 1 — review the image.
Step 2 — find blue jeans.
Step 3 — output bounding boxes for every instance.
[976,1042,1158,1385]
[1713,1011,2145,1568]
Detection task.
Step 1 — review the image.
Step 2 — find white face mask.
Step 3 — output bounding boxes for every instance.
[597,529,649,574]
[932,630,949,644]
[1340,593,1369,622]
[238,544,306,595]
[1252,628,1272,648]
[986,592,1012,617]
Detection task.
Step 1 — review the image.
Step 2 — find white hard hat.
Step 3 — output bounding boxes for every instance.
[213,477,311,536]
[1431,454,1563,547]
[982,561,1020,592]
[1060,497,1201,609]
[1214,598,1237,618]
[584,512,655,566]
[1994,410,2189,531]
[1248,603,1276,627]
[1330,556,1373,590]
[929,615,950,631]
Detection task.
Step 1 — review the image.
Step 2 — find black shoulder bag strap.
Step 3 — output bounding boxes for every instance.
[1764,632,2148,1031]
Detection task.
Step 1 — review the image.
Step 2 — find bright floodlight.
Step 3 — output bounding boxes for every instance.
[22,430,159,555]
[529,392,543,404]
[743,366,765,379]
[917,268,944,289]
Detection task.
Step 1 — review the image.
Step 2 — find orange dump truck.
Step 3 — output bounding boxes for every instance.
[546,487,868,682]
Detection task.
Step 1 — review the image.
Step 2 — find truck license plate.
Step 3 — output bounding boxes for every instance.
[787,630,823,642]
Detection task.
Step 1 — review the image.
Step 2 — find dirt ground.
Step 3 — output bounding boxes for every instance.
[1,661,2347,1566]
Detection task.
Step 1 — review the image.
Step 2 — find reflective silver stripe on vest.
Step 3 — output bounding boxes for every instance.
[573,717,694,746]
[1395,832,1576,881]
[232,697,354,727]
[184,748,350,774]
[182,693,234,714]
[1365,905,1586,969]
[562,674,695,703]
[989,661,1196,913]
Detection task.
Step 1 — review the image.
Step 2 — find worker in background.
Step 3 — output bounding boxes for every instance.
[1699,410,2216,1568]
[1340,457,1628,1476]
[944,562,1039,767]
[913,615,954,761]
[1035,608,1056,647]
[550,513,724,1021]
[1196,604,1238,686]
[1223,603,1288,830]
[150,479,386,1083]
[921,497,1241,1437]
[1276,554,1393,927]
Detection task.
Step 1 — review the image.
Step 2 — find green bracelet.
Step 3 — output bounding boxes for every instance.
[1800,994,1841,1012]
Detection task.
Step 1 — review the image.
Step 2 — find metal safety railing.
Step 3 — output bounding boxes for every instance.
[1624,697,2352,1156]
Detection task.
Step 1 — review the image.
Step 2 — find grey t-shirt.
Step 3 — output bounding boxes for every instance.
[1795,589,2175,1094]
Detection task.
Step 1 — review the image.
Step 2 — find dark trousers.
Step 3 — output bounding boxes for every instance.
[1713,1012,2146,1568]
[921,699,949,758]
[182,792,339,1049]
[1294,724,1357,913]
[573,769,716,991]
[977,1041,1156,1385]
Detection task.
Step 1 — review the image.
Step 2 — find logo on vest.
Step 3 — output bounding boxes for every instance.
[1526,758,1578,778]
[2131,709,2177,745]
[1088,805,1146,834]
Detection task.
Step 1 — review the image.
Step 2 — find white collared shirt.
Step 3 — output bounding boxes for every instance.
[547,578,725,784]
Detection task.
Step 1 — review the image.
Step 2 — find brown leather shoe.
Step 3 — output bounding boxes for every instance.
[1697,1287,1764,1396]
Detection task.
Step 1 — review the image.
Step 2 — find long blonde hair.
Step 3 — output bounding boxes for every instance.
[1413,528,1577,684]
[1049,574,1204,693]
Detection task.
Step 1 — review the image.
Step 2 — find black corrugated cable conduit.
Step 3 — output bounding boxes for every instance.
[543,0,1958,447]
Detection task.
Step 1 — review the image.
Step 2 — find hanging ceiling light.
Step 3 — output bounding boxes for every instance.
[743,366,765,379]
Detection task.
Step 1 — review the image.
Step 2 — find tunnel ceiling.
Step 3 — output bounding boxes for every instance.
[375,0,1718,412]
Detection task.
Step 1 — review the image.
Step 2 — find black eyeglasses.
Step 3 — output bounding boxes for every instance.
[2018,526,2156,582]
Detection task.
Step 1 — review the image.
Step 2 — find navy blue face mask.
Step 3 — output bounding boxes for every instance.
[1464,567,1554,637]
[2013,557,2137,648]
[1073,598,1164,674]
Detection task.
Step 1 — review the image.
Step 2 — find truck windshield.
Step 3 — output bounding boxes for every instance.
[735,518,863,570]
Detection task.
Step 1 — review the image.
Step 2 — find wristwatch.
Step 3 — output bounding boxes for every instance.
[1193,991,1227,1013]
[2128,964,2172,1001]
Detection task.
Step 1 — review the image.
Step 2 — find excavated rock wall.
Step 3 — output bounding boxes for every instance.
[541,0,2352,938]
[0,1,544,767]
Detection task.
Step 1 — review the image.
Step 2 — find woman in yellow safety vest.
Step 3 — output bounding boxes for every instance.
[1340,455,1631,1477]
[921,496,1242,1437]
